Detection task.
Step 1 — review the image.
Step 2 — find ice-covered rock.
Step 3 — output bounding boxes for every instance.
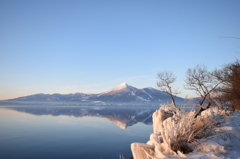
[131,105,180,158]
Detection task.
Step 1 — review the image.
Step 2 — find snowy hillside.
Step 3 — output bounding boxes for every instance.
[89,83,186,104]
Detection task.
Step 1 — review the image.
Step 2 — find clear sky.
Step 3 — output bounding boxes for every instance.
[0,0,240,100]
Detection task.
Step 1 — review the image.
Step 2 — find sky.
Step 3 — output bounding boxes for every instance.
[0,0,240,100]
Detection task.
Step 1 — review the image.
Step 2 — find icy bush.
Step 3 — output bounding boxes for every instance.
[131,104,227,159]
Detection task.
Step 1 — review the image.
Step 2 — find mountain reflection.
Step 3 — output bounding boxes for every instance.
[4,106,159,129]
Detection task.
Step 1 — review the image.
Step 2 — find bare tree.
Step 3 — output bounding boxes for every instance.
[157,71,179,108]
[214,60,240,110]
[185,65,221,117]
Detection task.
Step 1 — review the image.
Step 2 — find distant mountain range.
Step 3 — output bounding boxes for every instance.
[1,83,187,106]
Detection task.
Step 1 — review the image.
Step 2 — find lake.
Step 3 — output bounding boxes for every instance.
[0,105,159,159]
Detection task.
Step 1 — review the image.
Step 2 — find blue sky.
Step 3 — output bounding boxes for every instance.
[0,0,240,100]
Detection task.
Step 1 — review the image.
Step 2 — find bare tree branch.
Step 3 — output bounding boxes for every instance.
[214,60,240,110]
[157,71,179,108]
[184,65,221,117]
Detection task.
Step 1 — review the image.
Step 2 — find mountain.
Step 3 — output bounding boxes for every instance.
[1,83,187,106]
[89,83,185,104]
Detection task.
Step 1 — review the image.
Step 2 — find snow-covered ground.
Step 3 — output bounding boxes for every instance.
[131,105,240,159]
[187,110,240,159]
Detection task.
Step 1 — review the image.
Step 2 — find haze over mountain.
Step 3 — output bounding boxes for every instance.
[1,83,186,106]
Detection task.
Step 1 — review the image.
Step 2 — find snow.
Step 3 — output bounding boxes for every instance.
[136,96,150,102]
[131,91,136,96]
[108,83,128,92]
[116,83,128,89]
[143,90,154,99]
[103,83,136,94]
[131,104,240,159]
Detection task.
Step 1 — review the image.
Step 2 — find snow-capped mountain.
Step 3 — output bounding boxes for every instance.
[1,83,187,105]
[103,83,138,95]
[89,83,185,104]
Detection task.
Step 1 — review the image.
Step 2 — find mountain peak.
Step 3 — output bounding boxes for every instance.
[119,82,128,89]
[103,83,135,94]
[112,83,130,91]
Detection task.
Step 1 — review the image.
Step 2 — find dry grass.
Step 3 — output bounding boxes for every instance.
[155,105,237,155]
[163,111,215,153]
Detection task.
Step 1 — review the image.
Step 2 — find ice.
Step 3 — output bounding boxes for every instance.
[131,143,155,159]
[131,105,179,158]
[131,104,240,159]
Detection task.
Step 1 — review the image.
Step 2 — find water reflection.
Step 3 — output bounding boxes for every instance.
[3,106,159,129]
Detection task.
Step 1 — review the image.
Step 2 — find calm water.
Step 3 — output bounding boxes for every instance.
[0,105,158,159]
